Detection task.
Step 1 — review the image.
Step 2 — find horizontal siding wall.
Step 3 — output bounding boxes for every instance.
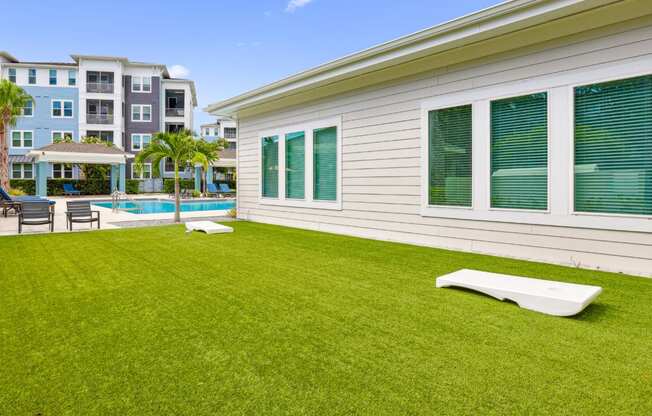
[236,17,652,278]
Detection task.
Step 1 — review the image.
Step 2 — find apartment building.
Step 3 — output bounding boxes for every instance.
[0,52,196,182]
[200,116,237,183]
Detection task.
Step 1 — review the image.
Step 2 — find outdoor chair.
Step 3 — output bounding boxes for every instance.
[1,186,56,217]
[218,183,236,197]
[18,201,54,233]
[63,183,81,196]
[66,200,100,230]
[206,183,219,197]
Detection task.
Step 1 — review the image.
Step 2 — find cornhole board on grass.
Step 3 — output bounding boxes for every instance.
[436,269,602,317]
[185,221,233,234]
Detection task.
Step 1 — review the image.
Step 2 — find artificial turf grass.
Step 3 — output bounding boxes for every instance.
[0,222,650,415]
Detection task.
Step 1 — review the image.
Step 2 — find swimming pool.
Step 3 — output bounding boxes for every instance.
[93,199,235,214]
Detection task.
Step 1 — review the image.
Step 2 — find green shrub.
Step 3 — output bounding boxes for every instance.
[46,179,110,196]
[126,180,140,194]
[163,178,195,194]
[9,179,36,195]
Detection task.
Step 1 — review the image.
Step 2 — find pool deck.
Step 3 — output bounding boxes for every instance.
[0,194,235,236]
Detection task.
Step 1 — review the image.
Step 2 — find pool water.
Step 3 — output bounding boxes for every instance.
[93,199,235,214]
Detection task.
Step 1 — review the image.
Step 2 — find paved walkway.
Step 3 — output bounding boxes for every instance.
[0,194,234,236]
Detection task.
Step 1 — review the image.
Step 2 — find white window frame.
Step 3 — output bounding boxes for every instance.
[52,163,73,179]
[131,104,152,122]
[51,99,74,119]
[11,163,33,179]
[28,68,36,84]
[131,133,151,151]
[131,76,152,93]
[258,116,342,210]
[164,157,177,173]
[49,69,57,86]
[51,131,74,142]
[419,59,652,233]
[10,130,34,149]
[68,70,76,86]
[132,163,152,180]
[8,68,16,83]
[20,100,33,117]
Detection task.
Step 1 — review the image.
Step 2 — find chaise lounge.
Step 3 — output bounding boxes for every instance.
[0,187,56,217]
[218,183,236,198]
[206,183,220,197]
[63,183,81,196]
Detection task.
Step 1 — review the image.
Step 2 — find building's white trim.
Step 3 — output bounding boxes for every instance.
[9,130,34,149]
[51,99,74,119]
[130,133,151,151]
[419,59,652,233]
[10,162,34,179]
[258,116,343,211]
[28,150,131,165]
[132,162,152,179]
[131,75,152,93]
[131,104,152,122]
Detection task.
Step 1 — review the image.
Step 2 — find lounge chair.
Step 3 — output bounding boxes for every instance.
[66,200,100,230]
[63,183,81,196]
[206,183,219,197]
[0,186,55,217]
[218,183,236,197]
[18,201,54,233]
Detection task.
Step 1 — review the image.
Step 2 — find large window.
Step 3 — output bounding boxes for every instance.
[86,130,113,143]
[132,76,152,93]
[261,136,279,198]
[428,105,472,207]
[11,131,33,148]
[574,75,652,216]
[8,68,16,83]
[224,127,237,139]
[52,100,73,118]
[131,134,151,151]
[285,131,305,199]
[313,127,337,201]
[21,100,33,117]
[131,105,151,122]
[490,92,548,210]
[68,70,76,86]
[132,163,152,180]
[52,164,73,179]
[28,68,36,84]
[49,69,57,85]
[11,163,33,179]
[52,131,73,142]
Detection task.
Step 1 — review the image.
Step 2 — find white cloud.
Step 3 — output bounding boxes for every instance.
[285,0,312,13]
[168,64,190,79]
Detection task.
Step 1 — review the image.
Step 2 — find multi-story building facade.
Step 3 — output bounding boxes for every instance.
[0,52,196,183]
[200,117,237,183]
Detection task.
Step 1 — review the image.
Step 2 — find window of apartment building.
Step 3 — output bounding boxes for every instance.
[52,100,73,118]
[68,70,76,86]
[490,92,548,210]
[52,131,73,142]
[224,127,237,139]
[427,104,473,207]
[261,136,279,198]
[259,118,341,208]
[28,68,36,84]
[85,130,114,143]
[132,76,152,93]
[20,100,33,117]
[8,68,16,83]
[11,163,33,179]
[52,164,73,179]
[574,74,652,216]
[227,141,237,150]
[49,69,57,85]
[131,134,151,151]
[285,131,305,199]
[132,163,152,180]
[164,158,176,172]
[131,104,151,122]
[86,71,114,93]
[11,131,33,148]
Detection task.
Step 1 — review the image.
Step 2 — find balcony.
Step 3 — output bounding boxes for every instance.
[165,108,185,117]
[87,82,114,94]
[86,114,114,124]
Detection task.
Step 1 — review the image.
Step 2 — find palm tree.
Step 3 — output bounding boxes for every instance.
[0,80,32,190]
[134,130,212,223]
[195,137,227,193]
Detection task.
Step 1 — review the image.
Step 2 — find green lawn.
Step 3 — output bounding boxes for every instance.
[1,222,651,415]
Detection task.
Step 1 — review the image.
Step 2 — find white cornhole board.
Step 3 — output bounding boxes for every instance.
[185,221,233,234]
[436,269,602,317]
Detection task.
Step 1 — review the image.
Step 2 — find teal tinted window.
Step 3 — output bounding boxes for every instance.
[428,105,472,206]
[490,92,548,210]
[313,127,337,201]
[262,136,279,198]
[285,131,305,199]
[574,75,652,215]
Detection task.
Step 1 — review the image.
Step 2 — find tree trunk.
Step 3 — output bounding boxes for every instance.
[0,120,10,191]
[174,161,181,223]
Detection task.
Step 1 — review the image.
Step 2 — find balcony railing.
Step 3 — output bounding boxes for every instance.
[86,114,114,124]
[166,108,185,117]
[87,82,114,93]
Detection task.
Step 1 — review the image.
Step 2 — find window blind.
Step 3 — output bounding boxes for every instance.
[574,75,652,215]
[428,105,472,207]
[285,131,305,199]
[313,127,337,201]
[262,136,279,198]
[490,92,548,210]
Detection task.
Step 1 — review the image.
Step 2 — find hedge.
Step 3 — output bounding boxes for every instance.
[126,180,140,195]
[163,179,195,194]
[9,179,110,196]
[9,179,36,195]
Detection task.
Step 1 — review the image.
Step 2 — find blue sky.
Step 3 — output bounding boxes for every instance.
[1,0,500,126]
